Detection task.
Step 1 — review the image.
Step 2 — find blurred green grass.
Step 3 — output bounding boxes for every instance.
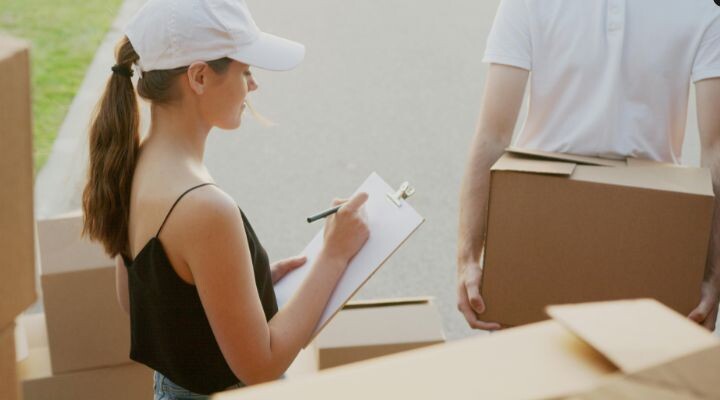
[0,0,123,173]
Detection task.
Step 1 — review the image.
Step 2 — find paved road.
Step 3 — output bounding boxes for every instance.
[35,0,707,339]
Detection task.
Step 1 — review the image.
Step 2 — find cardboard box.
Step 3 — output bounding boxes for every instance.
[212,299,720,400]
[19,347,153,400]
[481,147,714,326]
[0,35,37,331]
[16,313,153,400]
[37,213,131,374]
[37,210,114,275]
[1,326,20,400]
[313,298,445,369]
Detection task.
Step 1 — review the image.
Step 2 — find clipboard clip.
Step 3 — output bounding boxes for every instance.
[386,181,415,207]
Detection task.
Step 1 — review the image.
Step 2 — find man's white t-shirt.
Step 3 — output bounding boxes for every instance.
[483,0,720,163]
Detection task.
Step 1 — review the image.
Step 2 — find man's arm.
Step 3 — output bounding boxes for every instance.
[690,77,720,331]
[456,63,529,330]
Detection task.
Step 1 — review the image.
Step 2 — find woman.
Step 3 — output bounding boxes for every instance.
[81,0,369,398]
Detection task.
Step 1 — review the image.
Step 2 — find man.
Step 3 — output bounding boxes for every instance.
[457,0,720,331]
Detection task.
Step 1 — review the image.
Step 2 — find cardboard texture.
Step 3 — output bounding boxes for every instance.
[0,35,37,331]
[17,313,152,400]
[482,148,714,326]
[212,299,720,400]
[41,266,132,374]
[36,213,131,373]
[313,297,445,369]
[37,211,114,275]
[1,326,20,400]
[19,347,152,400]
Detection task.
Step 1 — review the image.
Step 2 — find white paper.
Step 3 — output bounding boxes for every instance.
[273,172,424,339]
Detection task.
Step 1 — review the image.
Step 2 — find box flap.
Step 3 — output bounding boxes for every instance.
[546,299,720,374]
[627,345,720,400]
[564,374,705,399]
[315,300,445,348]
[491,153,576,176]
[571,165,714,196]
[506,147,627,167]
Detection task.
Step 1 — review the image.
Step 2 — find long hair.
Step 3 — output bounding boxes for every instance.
[82,37,141,259]
[81,36,233,258]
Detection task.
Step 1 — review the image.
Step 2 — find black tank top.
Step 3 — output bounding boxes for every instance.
[122,183,278,395]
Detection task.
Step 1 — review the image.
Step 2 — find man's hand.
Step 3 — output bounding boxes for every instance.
[689,280,720,330]
[270,255,307,285]
[457,259,501,331]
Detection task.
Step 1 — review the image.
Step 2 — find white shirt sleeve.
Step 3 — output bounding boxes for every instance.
[692,15,720,83]
[482,0,532,70]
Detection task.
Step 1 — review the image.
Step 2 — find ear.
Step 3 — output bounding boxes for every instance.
[186,62,208,95]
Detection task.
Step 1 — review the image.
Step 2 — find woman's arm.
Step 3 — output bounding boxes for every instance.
[115,255,130,314]
[175,188,368,384]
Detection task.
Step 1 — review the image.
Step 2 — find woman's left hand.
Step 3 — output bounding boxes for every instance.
[270,255,307,285]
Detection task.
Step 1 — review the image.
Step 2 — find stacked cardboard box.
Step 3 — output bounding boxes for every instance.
[213,299,720,399]
[311,298,445,370]
[20,212,153,399]
[481,147,714,326]
[0,35,38,400]
[1,327,20,400]
[17,313,152,400]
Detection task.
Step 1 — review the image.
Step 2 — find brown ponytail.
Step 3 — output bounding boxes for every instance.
[82,36,140,259]
[82,35,233,258]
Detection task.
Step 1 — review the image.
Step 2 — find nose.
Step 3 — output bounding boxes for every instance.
[247,76,258,92]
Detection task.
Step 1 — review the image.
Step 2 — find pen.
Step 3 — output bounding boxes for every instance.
[306,204,343,223]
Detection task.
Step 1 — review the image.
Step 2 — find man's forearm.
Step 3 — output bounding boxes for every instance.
[457,132,509,265]
[703,151,720,288]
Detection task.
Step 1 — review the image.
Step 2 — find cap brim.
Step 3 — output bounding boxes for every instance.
[229,32,305,71]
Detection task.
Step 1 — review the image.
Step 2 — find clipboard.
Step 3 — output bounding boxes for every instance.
[273,172,425,342]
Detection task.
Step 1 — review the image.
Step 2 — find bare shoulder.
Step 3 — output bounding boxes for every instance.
[168,185,244,236]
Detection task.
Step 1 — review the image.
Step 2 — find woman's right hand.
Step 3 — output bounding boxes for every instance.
[322,192,370,266]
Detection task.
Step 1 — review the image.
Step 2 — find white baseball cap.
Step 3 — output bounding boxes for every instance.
[124,0,305,72]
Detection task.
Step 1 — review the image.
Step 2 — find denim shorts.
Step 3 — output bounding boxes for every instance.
[153,371,244,400]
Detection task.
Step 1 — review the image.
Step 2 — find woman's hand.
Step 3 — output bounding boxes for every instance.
[270,255,307,285]
[322,193,370,266]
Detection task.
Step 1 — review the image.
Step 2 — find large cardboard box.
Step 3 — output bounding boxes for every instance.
[313,298,445,369]
[0,326,20,400]
[481,147,714,326]
[37,212,132,373]
[213,299,720,400]
[0,35,37,331]
[17,313,153,400]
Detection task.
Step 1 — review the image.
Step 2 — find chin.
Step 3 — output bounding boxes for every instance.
[217,118,242,130]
